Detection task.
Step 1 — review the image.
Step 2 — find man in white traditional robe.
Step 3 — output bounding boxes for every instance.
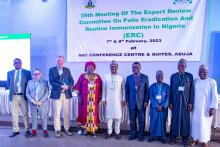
[191,64,218,147]
[102,60,125,140]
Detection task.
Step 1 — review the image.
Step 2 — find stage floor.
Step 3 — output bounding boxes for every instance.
[0,114,220,147]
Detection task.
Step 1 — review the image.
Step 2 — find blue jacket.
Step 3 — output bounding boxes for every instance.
[125,73,149,110]
[6,69,31,101]
[49,66,74,99]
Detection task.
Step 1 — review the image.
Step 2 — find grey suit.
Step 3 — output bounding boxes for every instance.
[26,79,49,130]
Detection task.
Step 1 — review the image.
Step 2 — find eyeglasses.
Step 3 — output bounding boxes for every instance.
[32,73,41,76]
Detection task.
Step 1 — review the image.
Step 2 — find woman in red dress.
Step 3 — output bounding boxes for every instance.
[73,61,102,136]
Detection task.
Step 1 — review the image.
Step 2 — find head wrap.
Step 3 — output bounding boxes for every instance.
[85,61,96,70]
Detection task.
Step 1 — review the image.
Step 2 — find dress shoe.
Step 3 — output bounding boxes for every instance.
[25,130,32,138]
[9,132,20,138]
[55,131,61,138]
[105,134,112,139]
[138,136,144,142]
[64,130,73,136]
[183,142,189,147]
[148,136,154,142]
[170,139,176,145]
[115,134,121,140]
[43,130,49,138]
[161,138,166,144]
[31,130,37,137]
[128,135,136,140]
[203,143,208,147]
[190,141,198,146]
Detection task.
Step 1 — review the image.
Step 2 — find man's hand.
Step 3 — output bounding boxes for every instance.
[188,104,192,112]
[169,104,173,110]
[121,101,125,107]
[32,100,37,105]
[209,108,215,117]
[144,102,148,108]
[61,85,69,91]
[157,105,162,112]
[103,101,107,106]
[37,101,43,106]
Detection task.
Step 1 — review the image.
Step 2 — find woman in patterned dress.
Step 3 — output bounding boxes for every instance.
[73,61,102,136]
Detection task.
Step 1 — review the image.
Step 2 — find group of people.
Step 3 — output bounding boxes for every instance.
[6,56,218,147]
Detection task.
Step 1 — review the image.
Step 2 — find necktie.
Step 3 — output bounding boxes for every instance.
[135,74,138,88]
[14,70,20,93]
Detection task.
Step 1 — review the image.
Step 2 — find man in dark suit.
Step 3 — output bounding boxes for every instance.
[49,55,74,138]
[6,58,32,138]
[125,62,149,141]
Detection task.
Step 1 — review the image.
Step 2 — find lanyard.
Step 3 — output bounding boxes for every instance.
[33,81,40,92]
[111,74,116,85]
[178,74,185,86]
[157,84,162,95]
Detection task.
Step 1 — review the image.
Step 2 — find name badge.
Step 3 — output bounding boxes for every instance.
[17,83,21,86]
[178,86,184,91]
[88,84,94,88]
[156,95,162,100]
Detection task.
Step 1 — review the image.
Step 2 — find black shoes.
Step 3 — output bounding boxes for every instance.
[25,130,32,138]
[115,134,121,140]
[9,132,20,138]
[105,134,112,139]
[55,131,62,138]
[148,137,154,142]
[170,139,176,145]
[64,130,73,136]
[43,130,49,138]
[128,135,137,140]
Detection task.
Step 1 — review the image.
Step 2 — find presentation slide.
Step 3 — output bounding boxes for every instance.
[0,34,30,81]
[67,0,206,62]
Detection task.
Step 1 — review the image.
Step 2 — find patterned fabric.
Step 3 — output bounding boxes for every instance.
[73,73,102,133]
[83,74,98,132]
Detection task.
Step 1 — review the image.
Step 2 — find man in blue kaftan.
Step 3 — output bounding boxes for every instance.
[148,70,170,143]
[169,59,194,147]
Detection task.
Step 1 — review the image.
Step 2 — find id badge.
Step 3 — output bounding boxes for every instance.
[178,86,184,91]
[17,83,21,86]
[88,84,94,88]
[156,95,162,100]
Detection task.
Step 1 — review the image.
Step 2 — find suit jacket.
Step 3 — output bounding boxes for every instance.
[6,69,32,101]
[49,66,74,99]
[125,73,149,110]
[26,79,49,103]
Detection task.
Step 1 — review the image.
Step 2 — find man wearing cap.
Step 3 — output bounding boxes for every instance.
[191,65,218,147]
[169,58,194,147]
[102,60,125,140]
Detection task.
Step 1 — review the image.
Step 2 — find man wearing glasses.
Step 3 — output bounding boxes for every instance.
[26,68,49,137]
[6,58,32,138]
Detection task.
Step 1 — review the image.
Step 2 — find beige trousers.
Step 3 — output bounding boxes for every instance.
[53,93,70,131]
[10,95,30,132]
